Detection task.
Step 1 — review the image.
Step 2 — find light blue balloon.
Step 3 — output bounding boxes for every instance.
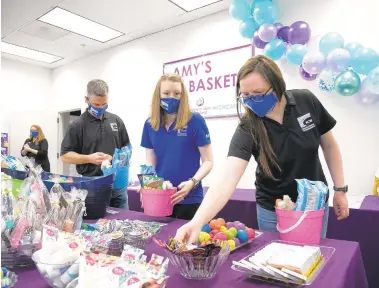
[318,69,337,93]
[264,39,286,60]
[350,47,379,75]
[229,1,251,21]
[252,1,278,25]
[239,18,259,39]
[344,42,363,56]
[286,44,308,65]
[366,66,379,94]
[334,70,361,96]
[319,32,344,56]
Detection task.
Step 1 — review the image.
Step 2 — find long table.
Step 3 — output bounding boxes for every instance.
[14,209,367,288]
[127,188,379,288]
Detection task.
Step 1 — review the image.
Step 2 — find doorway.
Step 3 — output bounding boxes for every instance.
[57,109,82,176]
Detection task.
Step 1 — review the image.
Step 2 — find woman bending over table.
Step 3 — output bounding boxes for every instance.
[140,73,214,220]
[175,55,349,242]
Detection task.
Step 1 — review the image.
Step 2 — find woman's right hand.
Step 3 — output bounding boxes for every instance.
[174,220,203,243]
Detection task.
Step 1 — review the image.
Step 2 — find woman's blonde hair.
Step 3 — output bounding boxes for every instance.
[150,73,192,131]
[30,125,46,143]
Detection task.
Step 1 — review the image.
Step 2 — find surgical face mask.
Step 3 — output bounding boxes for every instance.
[88,103,108,118]
[242,91,278,117]
[31,131,38,138]
[160,98,180,114]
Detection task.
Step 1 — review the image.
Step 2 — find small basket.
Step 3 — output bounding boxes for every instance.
[141,188,176,217]
[276,208,325,245]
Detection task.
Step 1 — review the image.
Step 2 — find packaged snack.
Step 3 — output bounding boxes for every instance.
[142,175,163,189]
[275,195,295,211]
[121,244,144,261]
[294,179,328,211]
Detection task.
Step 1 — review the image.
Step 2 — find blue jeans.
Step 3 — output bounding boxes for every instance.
[257,203,329,238]
[110,187,129,209]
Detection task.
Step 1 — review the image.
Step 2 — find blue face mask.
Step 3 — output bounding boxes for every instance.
[31,131,38,138]
[242,91,278,117]
[88,104,108,118]
[160,98,180,114]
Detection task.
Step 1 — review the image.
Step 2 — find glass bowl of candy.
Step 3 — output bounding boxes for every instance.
[1,267,18,288]
[165,241,231,280]
[32,250,79,288]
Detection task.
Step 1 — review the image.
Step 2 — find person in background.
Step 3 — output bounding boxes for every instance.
[61,79,131,209]
[21,125,50,172]
[175,55,349,242]
[140,73,214,220]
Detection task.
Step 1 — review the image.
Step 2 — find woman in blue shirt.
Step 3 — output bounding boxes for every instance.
[141,73,214,220]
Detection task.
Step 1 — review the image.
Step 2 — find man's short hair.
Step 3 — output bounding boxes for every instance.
[87,79,109,97]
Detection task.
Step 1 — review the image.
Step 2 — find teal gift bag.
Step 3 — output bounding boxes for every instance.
[103,166,129,189]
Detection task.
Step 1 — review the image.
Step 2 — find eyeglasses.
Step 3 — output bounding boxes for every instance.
[237,87,272,103]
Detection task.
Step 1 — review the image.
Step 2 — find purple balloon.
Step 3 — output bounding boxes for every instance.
[302,51,326,74]
[252,30,268,49]
[354,78,379,106]
[326,48,351,73]
[288,21,311,45]
[277,26,290,42]
[299,66,317,81]
[258,24,278,42]
[274,22,284,30]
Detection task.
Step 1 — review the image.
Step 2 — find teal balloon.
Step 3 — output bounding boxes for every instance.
[264,39,286,60]
[252,1,278,25]
[319,32,344,56]
[344,42,363,56]
[350,47,379,75]
[229,1,251,21]
[334,70,361,96]
[286,44,308,65]
[239,18,259,39]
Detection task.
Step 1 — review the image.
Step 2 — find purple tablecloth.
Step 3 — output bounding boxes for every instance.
[128,189,379,288]
[13,209,367,288]
[360,195,379,210]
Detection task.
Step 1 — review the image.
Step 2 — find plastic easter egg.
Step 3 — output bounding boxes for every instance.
[247,228,256,240]
[214,232,228,241]
[219,226,228,233]
[226,230,235,240]
[226,222,234,229]
[214,218,226,229]
[237,230,249,243]
[210,230,218,239]
[236,223,246,231]
[227,240,236,250]
[201,224,212,233]
[233,238,241,247]
[228,227,238,238]
[209,220,217,230]
[198,232,210,243]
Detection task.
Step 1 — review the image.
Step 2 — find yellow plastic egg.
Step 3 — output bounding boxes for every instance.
[227,240,236,250]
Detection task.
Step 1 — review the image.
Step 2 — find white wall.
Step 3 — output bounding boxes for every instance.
[1,58,57,171]
[35,0,378,196]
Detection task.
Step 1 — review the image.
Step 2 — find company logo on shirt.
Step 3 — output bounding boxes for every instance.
[206,133,210,139]
[177,125,188,136]
[297,113,315,132]
[110,123,118,132]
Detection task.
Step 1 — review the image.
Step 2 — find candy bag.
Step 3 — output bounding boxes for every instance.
[294,179,328,211]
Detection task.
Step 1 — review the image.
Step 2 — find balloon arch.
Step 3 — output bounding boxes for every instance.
[229,0,379,106]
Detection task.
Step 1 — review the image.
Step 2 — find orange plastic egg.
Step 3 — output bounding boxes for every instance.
[209,220,217,230]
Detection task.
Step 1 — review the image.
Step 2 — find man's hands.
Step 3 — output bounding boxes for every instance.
[87,152,112,165]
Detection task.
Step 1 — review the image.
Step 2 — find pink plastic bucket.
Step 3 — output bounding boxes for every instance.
[275,208,324,245]
[141,188,176,217]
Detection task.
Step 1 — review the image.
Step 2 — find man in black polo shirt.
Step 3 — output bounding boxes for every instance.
[61,79,130,209]
[174,56,349,243]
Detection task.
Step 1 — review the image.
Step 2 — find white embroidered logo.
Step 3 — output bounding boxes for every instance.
[177,125,188,137]
[110,123,118,132]
[297,113,315,132]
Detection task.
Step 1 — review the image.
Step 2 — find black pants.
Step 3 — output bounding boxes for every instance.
[170,203,201,221]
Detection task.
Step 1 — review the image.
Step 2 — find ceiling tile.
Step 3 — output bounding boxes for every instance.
[21,21,71,41]
[1,26,15,39]
[59,0,184,33]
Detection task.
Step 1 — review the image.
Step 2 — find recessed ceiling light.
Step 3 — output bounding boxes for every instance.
[168,0,223,12]
[38,7,124,43]
[1,42,63,64]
